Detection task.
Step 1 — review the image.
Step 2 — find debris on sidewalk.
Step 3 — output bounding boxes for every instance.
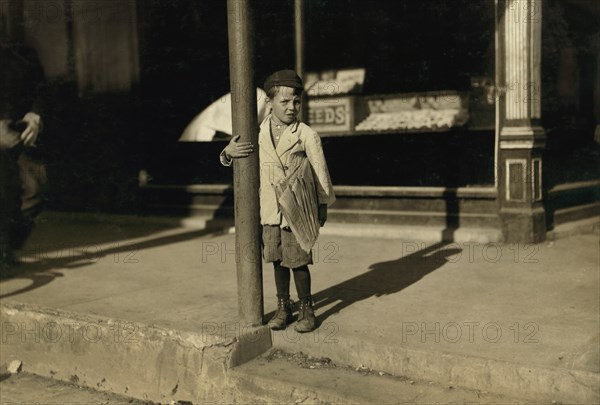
[265,349,336,370]
[265,349,412,382]
[7,360,22,374]
[355,364,370,373]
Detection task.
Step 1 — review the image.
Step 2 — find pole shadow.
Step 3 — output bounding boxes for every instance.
[0,227,227,299]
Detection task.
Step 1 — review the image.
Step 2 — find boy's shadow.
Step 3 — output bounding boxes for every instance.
[312,242,462,323]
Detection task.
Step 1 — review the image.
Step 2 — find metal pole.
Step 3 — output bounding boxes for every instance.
[226,0,263,326]
[294,0,308,123]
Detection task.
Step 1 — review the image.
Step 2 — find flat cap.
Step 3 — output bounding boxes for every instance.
[264,69,304,92]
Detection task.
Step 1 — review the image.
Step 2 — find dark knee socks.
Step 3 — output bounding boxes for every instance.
[274,262,312,302]
[292,265,311,302]
[273,261,291,299]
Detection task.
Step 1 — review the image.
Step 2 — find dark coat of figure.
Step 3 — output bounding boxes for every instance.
[0,23,47,275]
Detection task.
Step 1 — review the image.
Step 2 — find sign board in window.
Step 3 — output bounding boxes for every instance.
[307,97,354,134]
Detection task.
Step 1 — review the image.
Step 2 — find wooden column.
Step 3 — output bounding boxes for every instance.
[496,0,546,243]
[295,0,308,123]
[227,0,263,326]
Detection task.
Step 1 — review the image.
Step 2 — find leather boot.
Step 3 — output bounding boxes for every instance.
[295,298,316,333]
[267,297,293,330]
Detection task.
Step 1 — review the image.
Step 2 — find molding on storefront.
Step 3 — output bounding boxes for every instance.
[547,179,600,195]
[139,184,498,199]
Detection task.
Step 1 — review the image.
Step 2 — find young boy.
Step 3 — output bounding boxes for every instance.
[220,69,335,332]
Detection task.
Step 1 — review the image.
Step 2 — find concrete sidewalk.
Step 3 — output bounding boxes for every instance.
[1,211,598,403]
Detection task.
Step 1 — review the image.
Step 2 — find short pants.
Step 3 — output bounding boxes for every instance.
[262,225,312,269]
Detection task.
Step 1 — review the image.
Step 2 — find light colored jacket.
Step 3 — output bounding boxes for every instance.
[221,115,336,227]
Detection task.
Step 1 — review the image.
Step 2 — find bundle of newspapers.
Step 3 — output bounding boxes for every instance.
[275,159,320,254]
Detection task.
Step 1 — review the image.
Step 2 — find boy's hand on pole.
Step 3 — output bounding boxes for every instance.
[224,134,254,159]
[20,112,42,146]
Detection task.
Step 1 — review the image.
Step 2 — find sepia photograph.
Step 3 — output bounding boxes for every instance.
[1,0,599,403]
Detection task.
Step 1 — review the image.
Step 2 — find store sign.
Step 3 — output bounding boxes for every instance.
[308,97,352,133]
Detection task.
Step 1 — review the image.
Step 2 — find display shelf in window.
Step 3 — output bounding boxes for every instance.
[355,91,470,134]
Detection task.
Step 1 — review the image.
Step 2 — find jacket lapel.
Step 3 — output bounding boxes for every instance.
[275,120,300,156]
[258,115,282,165]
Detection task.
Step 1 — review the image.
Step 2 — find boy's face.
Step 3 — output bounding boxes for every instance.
[267,86,301,125]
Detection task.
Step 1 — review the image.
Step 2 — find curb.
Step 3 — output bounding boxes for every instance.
[321,222,503,243]
[0,302,271,403]
[40,210,599,243]
[39,211,503,243]
[227,352,527,405]
[2,301,597,403]
[271,328,600,403]
[546,217,600,241]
